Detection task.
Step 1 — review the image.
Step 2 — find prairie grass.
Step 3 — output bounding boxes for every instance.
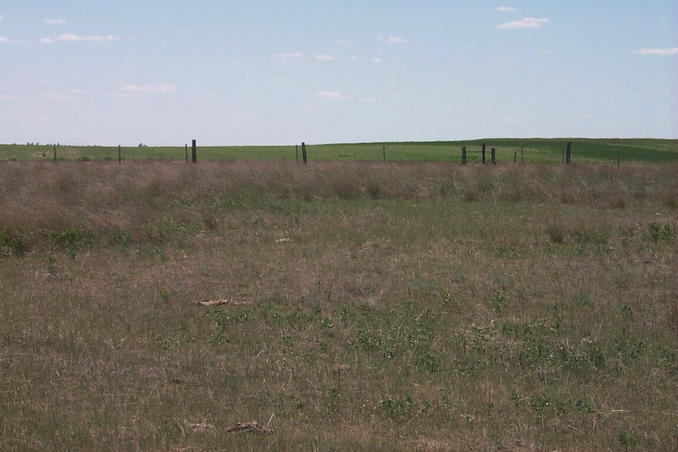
[1,161,677,450]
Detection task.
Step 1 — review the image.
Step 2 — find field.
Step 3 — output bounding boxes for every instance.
[2,138,678,164]
[1,158,677,450]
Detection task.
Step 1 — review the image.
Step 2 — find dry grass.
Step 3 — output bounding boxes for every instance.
[1,161,677,450]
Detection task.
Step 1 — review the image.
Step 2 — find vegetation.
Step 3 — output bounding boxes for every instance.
[1,160,677,450]
[1,137,678,163]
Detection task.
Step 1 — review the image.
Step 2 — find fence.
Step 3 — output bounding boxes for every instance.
[20,139,637,168]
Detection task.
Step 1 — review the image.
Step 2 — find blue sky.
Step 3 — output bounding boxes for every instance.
[1,0,677,145]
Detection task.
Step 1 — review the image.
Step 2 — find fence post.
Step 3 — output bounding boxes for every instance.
[191,139,197,163]
[53,144,57,164]
[482,143,486,164]
[491,148,496,164]
[566,141,572,164]
[461,147,467,165]
[185,144,188,163]
[301,142,307,164]
[296,144,299,163]
[513,151,517,164]
[617,151,621,170]
[118,145,122,165]
[382,145,386,162]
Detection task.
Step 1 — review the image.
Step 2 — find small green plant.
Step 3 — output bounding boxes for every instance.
[378,394,415,420]
[649,222,672,242]
[416,352,441,373]
[618,428,638,448]
[489,290,508,313]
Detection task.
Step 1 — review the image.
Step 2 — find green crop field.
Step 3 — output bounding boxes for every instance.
[2,138,678,163]
[1,160,677,450]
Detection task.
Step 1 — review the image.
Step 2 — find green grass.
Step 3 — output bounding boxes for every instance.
[1,161,677,450]
[3,138,678,163]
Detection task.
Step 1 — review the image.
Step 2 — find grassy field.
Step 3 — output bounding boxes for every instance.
[1,160,677,450]
[2,138,678,163]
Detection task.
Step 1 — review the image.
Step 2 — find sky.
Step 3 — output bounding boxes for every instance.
[0,0,677,145]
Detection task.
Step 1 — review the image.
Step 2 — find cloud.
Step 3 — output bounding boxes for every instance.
[371,57,383,64]
[316,91,348,100]
[57,33,119,42]
[632,47,678,55]
[496,17,549,29]
[272,52,304,62]
[43,18,66,24]
[0,16,3,21]
[543,49,553,55]
[43,89,86,102]
[494,6,516,12]
[0,36,8,43]
[40,33,120,43]
[380,35,406,44]
[315,54,337,61]
[120,84,177,93]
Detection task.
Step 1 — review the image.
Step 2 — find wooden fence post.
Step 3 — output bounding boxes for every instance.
[296,144,299,163]
[53,144,57,163]
[513,151,517,164]
[382,145,386,162]
[461,147,467,165]
[491,148,496,164]
[185,144,188,163]
[191,139,197,163]
[617,151,621,170]
[301,142,307,164]
[566,141,572,164]
[118,145,122,165]
[481,143,486,164]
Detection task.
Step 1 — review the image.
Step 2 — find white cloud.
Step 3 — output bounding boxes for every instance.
[120,84,177,93]
[496,17,549,29]
[315,54,337,61]
[494,6,516,12]
[316,91,348,100]
[632,47,678,55]
[43,18,66,25]
[380,35,406,44]
[0,36,8,43]
[372,57,383,64]
[272,52,304,62]
[543,49,553,55]
[41,33,120,43]
[0,16,3,21]
[44,90,86,102]
[57,33,119,42]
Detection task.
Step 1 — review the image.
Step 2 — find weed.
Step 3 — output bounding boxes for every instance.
[649,222,672,242]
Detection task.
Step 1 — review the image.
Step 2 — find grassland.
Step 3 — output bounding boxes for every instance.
[2,137,678,163]
[1,160,677,450]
